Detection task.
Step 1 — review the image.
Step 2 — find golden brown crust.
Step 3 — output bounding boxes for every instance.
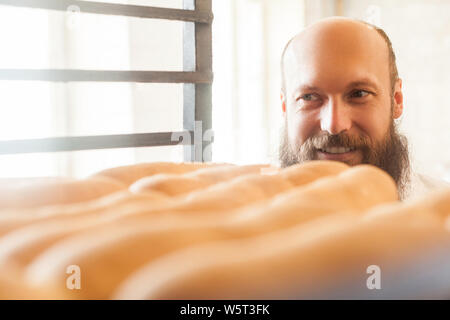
[114,197,447,299]
[0,176,126,210]
[90,162,232,187]
[20,164,399,299]
[4,161,440,300]
[129,164,271,196]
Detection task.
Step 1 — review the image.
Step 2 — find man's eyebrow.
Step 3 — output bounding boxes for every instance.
[292,79,380,96]
[293,85,322,94]
[346,79,379,90]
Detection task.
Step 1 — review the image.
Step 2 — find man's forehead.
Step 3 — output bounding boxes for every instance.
[284,17,390,92]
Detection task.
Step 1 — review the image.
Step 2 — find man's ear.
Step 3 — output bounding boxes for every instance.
[281,91,287,115]
[393,78,403,119]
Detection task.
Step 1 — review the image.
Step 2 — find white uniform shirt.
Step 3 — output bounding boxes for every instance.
[402,172,450,201]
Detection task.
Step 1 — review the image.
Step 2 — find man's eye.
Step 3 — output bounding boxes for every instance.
[299,93,319,101]
[350,90,370,98]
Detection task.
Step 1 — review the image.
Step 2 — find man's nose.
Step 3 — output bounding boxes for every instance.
[320,98,352,135]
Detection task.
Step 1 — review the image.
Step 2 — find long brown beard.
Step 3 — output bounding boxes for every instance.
[279,118,411,200]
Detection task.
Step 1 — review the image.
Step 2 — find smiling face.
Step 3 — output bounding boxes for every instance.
[279,18,411,198]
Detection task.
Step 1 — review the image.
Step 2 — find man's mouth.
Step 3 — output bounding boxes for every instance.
[316,146,360,163]
[317,147,356,154]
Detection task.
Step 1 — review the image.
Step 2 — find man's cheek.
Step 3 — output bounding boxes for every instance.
[288,116,312,148]
[354,109,389,143]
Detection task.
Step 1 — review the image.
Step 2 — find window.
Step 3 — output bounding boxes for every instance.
[0,0,212,178]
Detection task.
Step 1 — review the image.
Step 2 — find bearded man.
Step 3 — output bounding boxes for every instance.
[278,17,448,200]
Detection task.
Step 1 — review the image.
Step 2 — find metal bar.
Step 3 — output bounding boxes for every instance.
[0,0,213,23]
[0,70,213,83]
[183,0,213,162]
[0,132,193,155]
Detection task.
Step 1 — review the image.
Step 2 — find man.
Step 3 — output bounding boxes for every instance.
[278,17,448,200]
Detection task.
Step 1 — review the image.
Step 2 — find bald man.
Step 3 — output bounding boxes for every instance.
[279,17,448,200]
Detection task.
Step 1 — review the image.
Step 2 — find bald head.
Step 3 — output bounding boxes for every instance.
[281,17,398,95]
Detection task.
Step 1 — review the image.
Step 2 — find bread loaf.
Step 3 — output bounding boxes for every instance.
[0,176,126,210]
[0,161,346,239]
[0,163,265,230]
[0,161,231,210]
[22,165,397,299]
[0,262,67,300]
[112,190,449,299]
[91,162,231,187]
[130,164,273,196]
[0,190,168,237]
[132,160,350,213]
[0,161,348,269]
